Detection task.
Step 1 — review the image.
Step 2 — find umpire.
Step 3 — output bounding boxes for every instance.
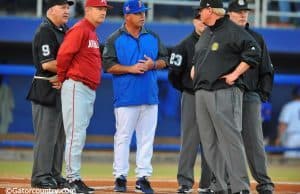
[168,12,212,194]
[27,0,73,189]
[227,0,275,193]
[191,0,261,193]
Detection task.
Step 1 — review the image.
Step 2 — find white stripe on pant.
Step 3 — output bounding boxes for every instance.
[61,79,95,182]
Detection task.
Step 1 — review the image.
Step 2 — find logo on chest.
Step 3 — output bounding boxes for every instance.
[211,42,219,51]
[88,40,99,49]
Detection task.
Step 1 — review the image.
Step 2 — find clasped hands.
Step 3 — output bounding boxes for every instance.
[130,54,155,74]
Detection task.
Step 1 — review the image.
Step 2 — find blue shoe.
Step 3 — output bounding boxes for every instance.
[114,175,127,192]
[135,176,154,194]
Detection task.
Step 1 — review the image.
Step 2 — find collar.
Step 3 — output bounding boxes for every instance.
[82,18,96,31]
[208,15,228,31]
[45,17,67,32]
[120,23,148,36]
[245,22,250,30]
[192,30,200,39]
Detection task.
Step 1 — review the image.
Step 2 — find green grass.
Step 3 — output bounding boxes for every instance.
[1,160,300,182]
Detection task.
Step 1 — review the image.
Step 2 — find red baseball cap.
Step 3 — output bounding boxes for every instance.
[85,0,113,9]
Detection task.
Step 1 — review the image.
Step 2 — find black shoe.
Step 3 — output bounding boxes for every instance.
[114,175,127,192]
[54,176,71,189]
[198,188,214,194]
[177,185,192,193]
[87,186,95,193]
[259,190,273,194]
[69,179,93,194]
[135,176,154,194]
[31,176,57,189]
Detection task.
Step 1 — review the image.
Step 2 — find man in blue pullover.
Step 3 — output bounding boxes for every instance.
[102,0,168,193]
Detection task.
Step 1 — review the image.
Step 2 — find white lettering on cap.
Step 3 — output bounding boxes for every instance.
[238,0,245,6]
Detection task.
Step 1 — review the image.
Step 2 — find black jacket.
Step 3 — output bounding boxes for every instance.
[193,16,261,91]
[27,18,67,106]
[244,23,274,102]
[168,31,199,94]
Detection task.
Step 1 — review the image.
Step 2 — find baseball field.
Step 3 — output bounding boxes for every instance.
[0,151,300,194]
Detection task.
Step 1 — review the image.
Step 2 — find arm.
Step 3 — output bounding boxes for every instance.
[276,104,290,145]
[168,46,186,91]
[221,61,250,85]
[36,27,58,73]
[232,29,261,69]
[257,40,274,102]
[275,122,287,145]
[42,60,57,73]
[155,36,168,69]
[190,65,195,80]
[154,59,167,69]
[106,63,147,75]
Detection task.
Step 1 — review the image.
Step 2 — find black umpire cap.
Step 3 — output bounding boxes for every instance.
[227,0,251,12]
[196,0,224,10]
[45,0,74,10]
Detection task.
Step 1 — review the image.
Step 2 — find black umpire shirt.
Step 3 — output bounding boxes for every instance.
[27,18,68,106]
[193,16,261,91]
[168,31,199,94]
[243,23,274,102]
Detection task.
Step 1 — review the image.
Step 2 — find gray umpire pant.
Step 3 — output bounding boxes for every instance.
[195,87,250,193]
[177,91,212,188]
[242,92,274,192]
[31,102,65,183]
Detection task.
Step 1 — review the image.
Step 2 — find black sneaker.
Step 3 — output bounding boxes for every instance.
[80,180,94,193]
[87,187,95,193]
[177,185,193,193]
[69,179,93,194]
[55,176,71,189]
[114,175,127,192]
[135,176,154,194]
[31,176,57,189]
[259,190,273,194]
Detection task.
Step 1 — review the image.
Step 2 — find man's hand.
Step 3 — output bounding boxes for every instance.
[138,54,155,71]
[190,66,195,80]
[49,76,62,89]
[128,63,148,74]
[220,72,239,85]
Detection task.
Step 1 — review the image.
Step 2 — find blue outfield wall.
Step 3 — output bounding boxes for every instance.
[0,66,181,137]
[1,16,300,53]
[1,65,300,138]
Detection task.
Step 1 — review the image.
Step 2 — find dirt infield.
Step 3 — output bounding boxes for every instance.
[1,178,300,194]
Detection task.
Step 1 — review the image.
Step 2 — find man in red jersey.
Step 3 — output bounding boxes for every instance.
[57,0,112,193]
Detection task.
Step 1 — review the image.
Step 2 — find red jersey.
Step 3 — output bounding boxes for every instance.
[57,18,102,90]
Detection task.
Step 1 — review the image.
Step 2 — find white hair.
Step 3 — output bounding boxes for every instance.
[212,8,226,16]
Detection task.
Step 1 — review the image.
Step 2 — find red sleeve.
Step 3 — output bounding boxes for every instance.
[57,26,85,82]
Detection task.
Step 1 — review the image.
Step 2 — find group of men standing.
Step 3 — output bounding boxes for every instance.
[170,0,274,194]
[26,0,275,193]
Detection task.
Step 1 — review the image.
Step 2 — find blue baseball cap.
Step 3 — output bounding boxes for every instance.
[123,0,150,14]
